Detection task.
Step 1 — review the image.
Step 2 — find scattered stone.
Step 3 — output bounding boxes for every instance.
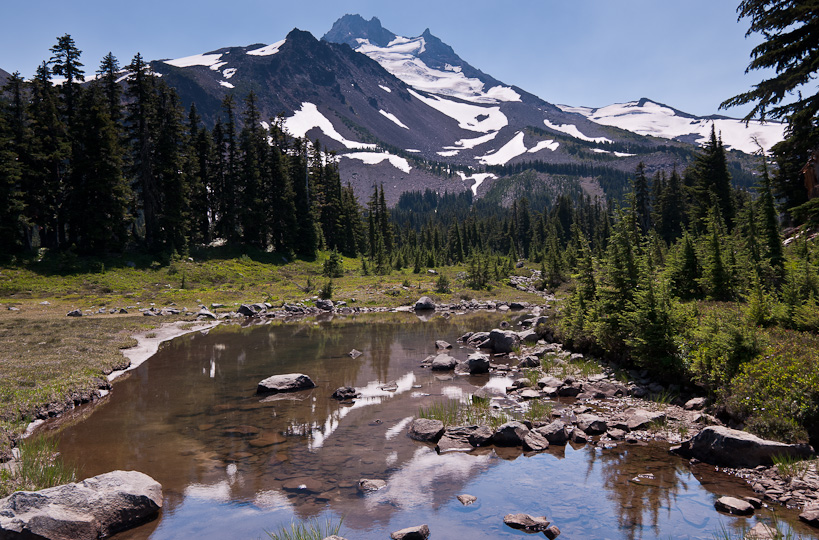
[570,428,588,444]
[196,308,217,319]
[503,513,550,532]
[523,430,550,451]
[746,522,777,539]
[237,304,258,316]
[576,414,608,435]
[67,309,83,317]
[799,505,819,527]
[407,418,445,443]
[463,352,490,374]
[414,297,436,311]
[517,356,540,368]
[437,427,480,453]
[675,426,814,468]
[626,409,666,431]
[282,477,322,494]
[390,524,430,540]
[331,386,360,400]
[256,373,316,395]
[435,340,452,349]
[488,329,521,353]
[535,420,570,445]
[315,299,334,311]
[544,524,561,539]
[685,397,707,411]
[714,496,755,516]
[248,432,287,448]
[358,479,387,492]
[431,354,458,371]
[518,329,539,344]
[743,497,762,509]
[493,421,530,447]
[0,470,162,540]
[457,494,477,506]
[348,349,363,359]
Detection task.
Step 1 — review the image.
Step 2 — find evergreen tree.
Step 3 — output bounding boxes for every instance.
[186,104,213,245]
[0,93,24,253]
[632,162,652,234]
[266,120,298,254]
[688,125,734,229]
[96,52,122,125]
[757,152,785,281]
[49,34,85,129]
[69,84,129,252]
[153,83,189,253]
[239,92,268,248]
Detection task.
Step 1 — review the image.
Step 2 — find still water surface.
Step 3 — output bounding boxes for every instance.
[40,312,815,539]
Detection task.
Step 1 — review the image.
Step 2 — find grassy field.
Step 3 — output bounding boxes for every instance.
[0,249,545,449]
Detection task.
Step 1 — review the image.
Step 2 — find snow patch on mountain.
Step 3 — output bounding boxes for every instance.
[165,52,224,68]
[247,39,286,57]
[437,150,460,157]
[558,99,785,153]
[223,68,237,79]
[477,131,528,166]
[355,38,519,104]
[457,171,497,195]
[379,110,409,129]
[285,102,376,150]
[378,84,392,93]
[219,81,235,89]
[543,119,613,144]
[409,89,507,133]
[343,152,412,173]
[451,132,498,150]
[528,139,559,153]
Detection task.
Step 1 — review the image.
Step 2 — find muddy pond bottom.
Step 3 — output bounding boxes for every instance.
[40,312,815,539]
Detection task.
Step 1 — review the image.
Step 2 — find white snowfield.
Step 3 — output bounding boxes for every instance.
[476,131,560,166]
[284,102,376,150]
[379,109,410,129]
[164,52,224,68]
[456,171,497,196]
[409,89,507,133]
[543,119,613,144]
[342,152,412,173]
[355,36,520,104]
[558,100,786,154]
[247,39,286,57]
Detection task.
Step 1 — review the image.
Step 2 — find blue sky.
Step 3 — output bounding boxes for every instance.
[1,0,767,118]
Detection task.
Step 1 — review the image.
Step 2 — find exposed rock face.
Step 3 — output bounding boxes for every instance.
[315,299,334,311]
[676,426,814,468]
[407,418,445,443]
[0,470,162,540]
[256,373,316,395]
[714,496,755,516]
[414,297,436,311]
[390,524,430,540]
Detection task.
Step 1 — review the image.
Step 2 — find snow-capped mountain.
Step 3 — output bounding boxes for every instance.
[558,98,784,155]
[148,15,776,203]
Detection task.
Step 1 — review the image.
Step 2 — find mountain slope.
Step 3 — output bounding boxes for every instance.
[0,68,11,87]
[558,98,784,154]
[148,15,775,204]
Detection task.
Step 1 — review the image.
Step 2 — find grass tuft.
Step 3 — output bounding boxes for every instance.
[0,436,76,497]
[265,517,343,540]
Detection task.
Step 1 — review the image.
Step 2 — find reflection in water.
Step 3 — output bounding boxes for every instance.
[37,313,816,540]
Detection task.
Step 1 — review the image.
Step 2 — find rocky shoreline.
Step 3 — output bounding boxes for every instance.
[8,293,817,537]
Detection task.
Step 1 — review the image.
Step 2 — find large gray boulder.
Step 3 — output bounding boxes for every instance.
[407,418,445,443]
[256,373,316,395]
[488,329,521,353]
[430,354,458,371]
[390,524,430,540]
[0,470,162,540]
[535,420,570,445]
[493,421,530,447]
[463,352,490,374]
[576,414,608,435]
[414,297,436,311]
[675,426,814,468]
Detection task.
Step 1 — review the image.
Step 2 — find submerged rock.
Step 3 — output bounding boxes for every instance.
[358,478,387,492]
[503,513,550,532]
[430,354,457,371]
[331,386,360,400]
[0,470,162,540]
[256,373,316,395]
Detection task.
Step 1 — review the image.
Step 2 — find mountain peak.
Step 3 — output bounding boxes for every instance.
[323,14,396,48]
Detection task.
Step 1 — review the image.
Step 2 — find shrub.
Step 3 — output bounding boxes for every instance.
[319,280,333,300]
[322,250,343,278]
[435,274,450,293]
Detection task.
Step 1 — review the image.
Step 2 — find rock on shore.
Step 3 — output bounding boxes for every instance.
[0,470,162,540]
[675,426,814,468]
